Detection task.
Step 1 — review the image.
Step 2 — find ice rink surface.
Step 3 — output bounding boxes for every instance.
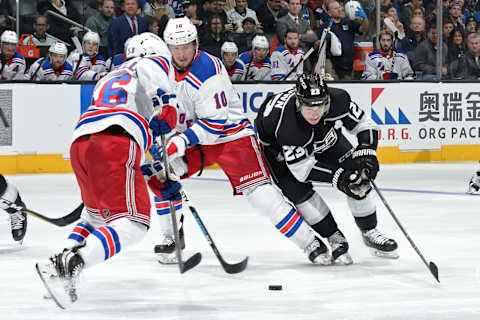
[0,162,479,320]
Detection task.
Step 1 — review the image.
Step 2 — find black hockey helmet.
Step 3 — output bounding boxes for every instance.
[295,73,330,111]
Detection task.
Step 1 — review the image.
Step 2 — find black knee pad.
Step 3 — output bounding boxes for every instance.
[354,212,377,231]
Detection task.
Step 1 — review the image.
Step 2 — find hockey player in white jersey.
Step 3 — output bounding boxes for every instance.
[221,41,245,81]
[239,35,272,80]
[271,28,304,81]
[0,30,26,80]
[153,16,334,266]
[0,174,27,244]
[67,31,107,80]
[467,161,480,194]
[361,29,414,80]
[25,42,73,80]
[35,33,179,309]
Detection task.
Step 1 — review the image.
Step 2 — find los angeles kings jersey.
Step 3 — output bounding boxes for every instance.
[255,86,378,183]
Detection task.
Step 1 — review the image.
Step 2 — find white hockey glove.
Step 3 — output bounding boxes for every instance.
[166,134,189,160]
[329,32,342,56]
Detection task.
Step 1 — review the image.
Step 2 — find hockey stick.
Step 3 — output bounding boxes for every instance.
[369,178,440,283]
[159,135,202,273]
[284,46,315,80]
[29,55,48,80]
[0,197,83,227]
[150,141,248,273]
[181,189,249,274]
[71,36,84,79]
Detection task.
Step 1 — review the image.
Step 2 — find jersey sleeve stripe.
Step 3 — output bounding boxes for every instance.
[148,56,170,76]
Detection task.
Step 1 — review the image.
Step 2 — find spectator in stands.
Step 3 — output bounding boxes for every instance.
[397,15,425,53]
[449,32,480,79]
[24,15,55,47]
[86,0,116,58]
[167,0,184,16]
[0,9,12,36]
[411,23,448,80]
[385,5,405,40]
[443,19,455,42]
[232,16,258,52]
[182,0,203,28]
[447,27,466,65]
[37,0,82,43]
[271,28,304,80]
[317,0,369,80]
[361,28,414,80]
[400,0,422,27]
[239,34,272,80]
[221,41,246,80]
[448,2,465,30]
[466,15,477,34]
[197,0,217,28]
[276,0,318,50]
[300,0,317,31]
[25,42,73,81]
[145,15,160,36]
[255,0,288,39]
[0,0,12,16]
[226,0,261,33]
[213,0,230,25]
[107,0,148,55]
[143,0,175,19]
[0,31,26,80]
[199,15,229,57]
[412,6,425,19]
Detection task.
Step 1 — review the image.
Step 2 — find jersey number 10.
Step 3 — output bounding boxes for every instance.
[214,91,227,109]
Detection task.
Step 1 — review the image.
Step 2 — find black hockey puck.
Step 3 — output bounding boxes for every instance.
[268,285,282,291]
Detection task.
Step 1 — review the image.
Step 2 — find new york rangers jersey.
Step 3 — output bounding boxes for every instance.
[270,45,304,81]
[67,50,107,80]
[0,52,26,80]
[225,59,245,81]
[361,49,414,80]
[105,53,125,72]
[172,50,255,147]
[72,55,175,163]
[25,57,73,80]
[239,51,272,80]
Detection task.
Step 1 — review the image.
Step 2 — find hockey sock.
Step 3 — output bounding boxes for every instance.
[154,195,183,238]
[77,218,147,268]
[310,212,339,238]
[296,192,338,238]
[354,212,378,232]
[67,221,95,246]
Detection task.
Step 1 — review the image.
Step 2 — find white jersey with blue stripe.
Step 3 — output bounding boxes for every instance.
[72,55,176,162]
[239,51,272,80]
[67,50,107,80]
[270,45,304,81]
[226,59,246,81]
[0,52,26,80]
[172,50,254,147]
[25,57,73,80]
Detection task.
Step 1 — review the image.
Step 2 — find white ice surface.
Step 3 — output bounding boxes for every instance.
[0,162,479,319]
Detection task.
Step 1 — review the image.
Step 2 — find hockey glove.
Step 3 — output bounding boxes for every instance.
[382,72,399,80]
[141,160,182,201]
[166,134,189,160]
[149,105,178,137]
[351,145,379,180]
[332,168,371,200]
[355,7,367,20]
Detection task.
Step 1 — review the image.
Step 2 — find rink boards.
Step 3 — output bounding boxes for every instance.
[1,81,479,174]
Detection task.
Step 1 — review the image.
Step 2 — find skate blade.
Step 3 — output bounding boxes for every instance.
[157,253,179,265]
[312,253,333,265]
[334,252,354,265]
[35,263,72,309]
[369,248,400,259]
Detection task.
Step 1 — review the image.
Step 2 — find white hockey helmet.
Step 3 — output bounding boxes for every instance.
[221,41,238,57]
[163,17,198,47]
[82,31,100,44]
[125,33,170,60]
[344,1,363,20]
[252,35,269,51]
[1,30,18,44]
[49,42,68,56]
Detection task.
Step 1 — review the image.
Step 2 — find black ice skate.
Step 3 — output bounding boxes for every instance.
[154,225,185,264]
[35,247,85,309]
[467,172,480,194]
[306,236,332,265]
[327,230,353,265]
[362,228,399,259]
[9,210,27,243]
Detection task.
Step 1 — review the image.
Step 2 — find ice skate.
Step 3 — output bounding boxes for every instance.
[35,247,85,309]
[306,236,332,265]
[467,172,480,194]
[327,230,353,265]
[9,210,27,244]
[154,227,185,264]
[362,228,399,259]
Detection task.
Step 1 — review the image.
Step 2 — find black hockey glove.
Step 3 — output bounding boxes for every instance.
[332,168,371,200]
[351,145,379,180]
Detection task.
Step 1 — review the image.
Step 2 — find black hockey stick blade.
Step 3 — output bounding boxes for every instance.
[181,252,202,273]
[429,261,440,283]
[219,255,248,274]
[23,203,83,227]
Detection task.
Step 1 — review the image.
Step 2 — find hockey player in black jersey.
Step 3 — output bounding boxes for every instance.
[255,73,398,261]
